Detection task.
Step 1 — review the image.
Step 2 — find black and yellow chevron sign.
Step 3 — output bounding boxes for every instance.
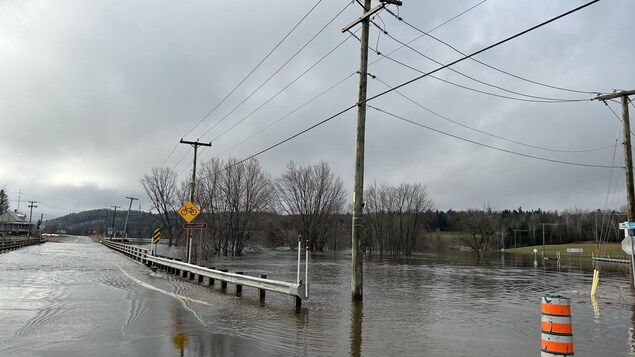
[152,228,161,244]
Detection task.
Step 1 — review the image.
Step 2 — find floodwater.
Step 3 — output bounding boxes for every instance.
[1,236,635,356]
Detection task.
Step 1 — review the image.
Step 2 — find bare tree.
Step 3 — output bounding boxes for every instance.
[365,182,433,255]
[454,205,499,254]
[199,158,274,256]
[275,161,346,251]
[140,167,181,246]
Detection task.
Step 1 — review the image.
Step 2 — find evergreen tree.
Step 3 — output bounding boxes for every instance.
[0,188,9,214]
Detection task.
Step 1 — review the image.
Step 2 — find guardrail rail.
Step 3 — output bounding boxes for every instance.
[101,240,308,308]
[0,238,45,253]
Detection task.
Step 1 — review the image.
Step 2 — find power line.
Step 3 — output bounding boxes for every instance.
[208,0,489,161]
[210,34,354,144]
[37,201,79,212]
[382,5,601,95]
[368,20,589,103]
[208,0,488,163]
[218,73,357,156]
[217,104,358,174]
[198,1,354,140]
[200,1,603,175]
[364,0,601,107]
[369,73,613,153]
[600,99,635,137]
[368,105,621,169]
[160,1,326,168]
[368,0,488,70]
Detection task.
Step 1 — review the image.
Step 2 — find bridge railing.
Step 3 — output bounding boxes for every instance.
[101,240,307,307]
[0,238,45,253]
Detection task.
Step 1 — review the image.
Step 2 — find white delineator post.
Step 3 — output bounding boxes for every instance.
[297,235,301,284]
[305,239,309,298]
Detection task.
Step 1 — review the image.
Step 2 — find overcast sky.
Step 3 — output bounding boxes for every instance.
[1,0,634,220]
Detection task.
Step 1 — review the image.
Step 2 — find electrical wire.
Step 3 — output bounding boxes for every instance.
[369,20,590,103]
[602,100,623,123]
[218,73,357,156]
[369,105,622,169]
[210,34,354,143]
[216,104,358,174]
[368,0,488,69]
[195,0,604,175]
[38,201,79,213]
[597,132,621,261]
[198,1,354,140]
[383,5,601,95]
[364,0,601,108]
[159,1,325,168]
[369,73,613,153]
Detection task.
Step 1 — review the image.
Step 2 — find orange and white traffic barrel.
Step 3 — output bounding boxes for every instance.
[541,295,574,356]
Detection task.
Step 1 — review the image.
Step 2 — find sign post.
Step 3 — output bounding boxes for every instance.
[178,201,201,264]
[152,228,160,256]
[619,222,635,286]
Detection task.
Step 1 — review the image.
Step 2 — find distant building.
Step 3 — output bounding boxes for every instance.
[0,210,30,236]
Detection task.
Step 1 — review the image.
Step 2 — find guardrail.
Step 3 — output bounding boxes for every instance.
[592,256,630,265]
[101,240,308,308]
[0,238,45,253]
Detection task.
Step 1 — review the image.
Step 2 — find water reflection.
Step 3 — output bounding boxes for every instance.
[350,301,363,357]
[631,300,635,354]
[591,295,600,323]
[171,301,188,357]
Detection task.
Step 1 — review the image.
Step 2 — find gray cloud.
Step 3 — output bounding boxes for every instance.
[1,0,633,219]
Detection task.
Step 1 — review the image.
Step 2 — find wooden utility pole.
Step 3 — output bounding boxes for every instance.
[27,201,37,237]
[540,223,559,258]
[596,90,635,219]
[15,189,25,212]
[596,89,635,284]
[110,205,120,240]
[513,229,528,249]
[122,196,138,240]
[179,139,212,203]
[342,0,402,301]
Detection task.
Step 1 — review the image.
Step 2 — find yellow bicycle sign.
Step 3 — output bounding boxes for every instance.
[178,201,200,223]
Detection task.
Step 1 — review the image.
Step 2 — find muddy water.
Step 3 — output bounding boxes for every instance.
[1,237,634,356]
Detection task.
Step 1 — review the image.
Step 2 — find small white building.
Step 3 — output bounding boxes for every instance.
[0,211,30,236]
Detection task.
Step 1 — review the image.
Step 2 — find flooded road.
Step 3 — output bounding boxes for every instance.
[1,237,635,356]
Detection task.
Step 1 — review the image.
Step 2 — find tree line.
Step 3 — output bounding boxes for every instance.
[139,158,624,258]
[140,159,432,257]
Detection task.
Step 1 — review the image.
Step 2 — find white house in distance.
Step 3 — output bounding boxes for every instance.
[0,210,30,236]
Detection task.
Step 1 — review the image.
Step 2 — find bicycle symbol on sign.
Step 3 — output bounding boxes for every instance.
[180,206,198,216]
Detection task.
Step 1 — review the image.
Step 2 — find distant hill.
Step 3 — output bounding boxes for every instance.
[43,209,159,238]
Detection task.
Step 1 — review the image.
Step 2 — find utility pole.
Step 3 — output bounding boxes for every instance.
[15,189,25,212]
[540,223,559,258]
[27,201,37,237]
[111,205,120,240]
[595,90,635,219]
[180,139,212,203]
[513,229,529,249]
[180,139,211,264]
[595,89,635,285]
[123,196,138,240]
[342,0,402,301]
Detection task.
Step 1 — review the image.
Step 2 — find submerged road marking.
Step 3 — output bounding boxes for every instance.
[115,263,211,306]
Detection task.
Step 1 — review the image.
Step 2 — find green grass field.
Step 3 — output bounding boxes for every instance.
[504,242,627,258]
[426,231,628,258]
